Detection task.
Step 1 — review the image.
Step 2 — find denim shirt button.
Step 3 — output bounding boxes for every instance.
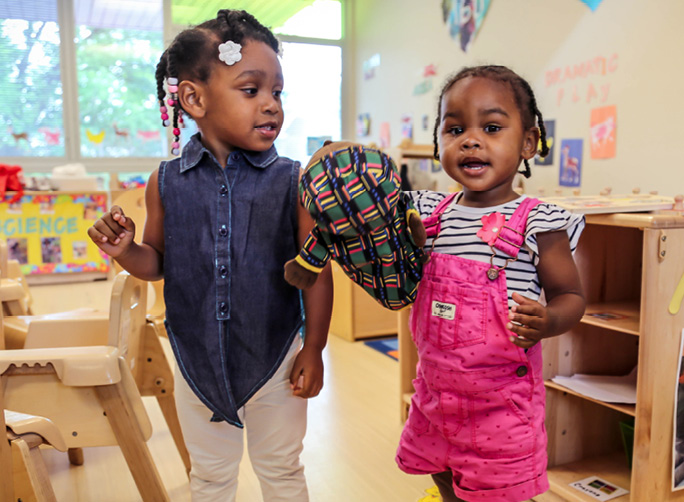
[219,265,228,277]
[220,185,228,195]
[219,302,228,313]
[219,226,228,237]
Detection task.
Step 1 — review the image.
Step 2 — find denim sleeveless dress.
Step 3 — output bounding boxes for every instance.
[159,134,303,427]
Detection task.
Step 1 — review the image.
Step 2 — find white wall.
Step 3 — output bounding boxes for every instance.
[351,0,684,197]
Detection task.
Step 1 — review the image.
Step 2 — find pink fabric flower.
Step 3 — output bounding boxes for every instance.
[477,212,505,246]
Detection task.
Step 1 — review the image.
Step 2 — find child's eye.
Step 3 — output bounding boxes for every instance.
[243,87,258,96]
[273,90,282,99]
[446,126,463,135]
[484,125,502,133]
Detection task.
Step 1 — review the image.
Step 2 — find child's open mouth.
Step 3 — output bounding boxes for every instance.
[460,161,490,174]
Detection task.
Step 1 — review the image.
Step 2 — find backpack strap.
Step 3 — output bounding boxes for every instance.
[422,192,459,239]
[492,197,541,258]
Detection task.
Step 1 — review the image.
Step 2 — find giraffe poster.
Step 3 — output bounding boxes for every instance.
[559,139,583,187]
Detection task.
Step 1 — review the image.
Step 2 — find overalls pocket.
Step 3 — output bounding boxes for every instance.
[412,276,488,350]
[469,379,535,459]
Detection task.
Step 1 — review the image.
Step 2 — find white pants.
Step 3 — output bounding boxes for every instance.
[174,338,309,502]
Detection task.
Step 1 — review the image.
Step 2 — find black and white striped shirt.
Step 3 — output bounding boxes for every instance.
[408,191,585,307]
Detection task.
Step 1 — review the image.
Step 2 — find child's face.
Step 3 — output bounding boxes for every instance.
[197,40,284,153]
[437,76,538,207]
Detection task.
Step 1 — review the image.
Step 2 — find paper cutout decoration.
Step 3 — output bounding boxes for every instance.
[136,130,160,142]
[579,0,604,11]
[444,0,491,52]
[535,120,555,166]
[39,127,60,145]
[8,127,28,143]
[590,105,616,159]
[86,129,105,144]
[413,80,433,96]
[559,139,582,187]
[423,64,437,77]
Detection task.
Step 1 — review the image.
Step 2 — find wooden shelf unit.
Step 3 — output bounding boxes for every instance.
[328,262,399,342]
[543,213,684,501]
[398,211,684,501]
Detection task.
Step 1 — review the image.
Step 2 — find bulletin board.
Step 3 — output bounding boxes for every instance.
[0,191,110,282]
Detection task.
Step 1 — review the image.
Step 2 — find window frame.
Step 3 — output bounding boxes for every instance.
[2,0,350,175]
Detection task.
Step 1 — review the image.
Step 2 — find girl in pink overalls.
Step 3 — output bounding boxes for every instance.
[396,65,586,502]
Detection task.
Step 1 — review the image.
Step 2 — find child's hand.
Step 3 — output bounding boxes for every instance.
[506,292,550,349]
[289,344,324,398]
[408,211,427,248]
[284,258,319,289]
[87,206,136,258]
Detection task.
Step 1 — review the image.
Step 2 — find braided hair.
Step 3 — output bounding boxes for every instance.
[431,65,549,178]
[154,10,280,154]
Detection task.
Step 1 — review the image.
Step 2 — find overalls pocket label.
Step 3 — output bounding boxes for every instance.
[432,300,455,320]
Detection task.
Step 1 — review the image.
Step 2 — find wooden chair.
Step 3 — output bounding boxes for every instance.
[2,303,190,475]
[112,187,168,337]
[2,409,67,502]
[0,272,170,501]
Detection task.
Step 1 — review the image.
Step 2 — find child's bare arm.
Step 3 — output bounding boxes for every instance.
[507,230,585,348]
[87,170,165,281]
[290,185,333,398]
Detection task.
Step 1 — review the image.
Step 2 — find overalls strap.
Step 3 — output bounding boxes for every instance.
[492,197,541,258]
[423,192,459,238]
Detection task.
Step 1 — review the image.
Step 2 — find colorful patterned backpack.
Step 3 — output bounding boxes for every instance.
[284,142,425,310]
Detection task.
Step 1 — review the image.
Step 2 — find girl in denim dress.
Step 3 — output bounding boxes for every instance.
[88,10,333,502]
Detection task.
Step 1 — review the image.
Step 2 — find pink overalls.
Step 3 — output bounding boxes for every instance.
[396,194,549,502]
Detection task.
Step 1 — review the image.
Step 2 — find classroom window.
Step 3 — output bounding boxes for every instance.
[276,42,341,163]
[0,1,65,157]
[0,0,343,170]
[75,0,165,157]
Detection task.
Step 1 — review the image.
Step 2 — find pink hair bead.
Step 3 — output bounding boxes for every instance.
[167,99,175,106]
[168,85,178,93]
[161,113,169,120]
[173,128,181,136]
[160,106,167,113]
[171,141,180,149]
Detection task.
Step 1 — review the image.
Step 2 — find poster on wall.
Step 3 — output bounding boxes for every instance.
[590,105,616,159]
[357,113,371,137]
[1,193,110,277]
[535,120,555,166]
[379,122,391,148]
[442,0,491,52]
[559,139,583,187]
[401,115,413,140]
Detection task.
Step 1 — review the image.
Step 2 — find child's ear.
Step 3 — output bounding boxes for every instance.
[178,81,206,119]
[521,126,541,160]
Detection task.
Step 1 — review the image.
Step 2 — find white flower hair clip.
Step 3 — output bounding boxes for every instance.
[218,41,242,66]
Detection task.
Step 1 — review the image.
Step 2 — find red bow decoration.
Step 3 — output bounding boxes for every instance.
[0,164,25,204]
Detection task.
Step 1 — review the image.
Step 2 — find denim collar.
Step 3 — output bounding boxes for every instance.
[179,133,279,173]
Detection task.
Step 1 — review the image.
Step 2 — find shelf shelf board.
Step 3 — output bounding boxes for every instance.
[580,302,640,336]
[547,451,631,502]
[544,380,636,417]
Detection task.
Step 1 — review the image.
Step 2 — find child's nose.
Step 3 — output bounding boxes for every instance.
[461,134,481,150]
[261,95,280,114]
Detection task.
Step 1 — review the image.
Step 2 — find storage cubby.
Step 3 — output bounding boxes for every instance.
[543,213,684,501]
